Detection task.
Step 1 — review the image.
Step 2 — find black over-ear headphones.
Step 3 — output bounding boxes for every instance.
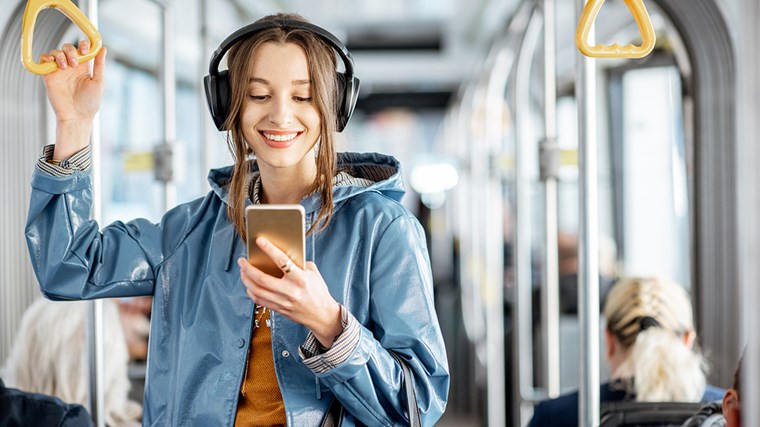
[203,18,360,132]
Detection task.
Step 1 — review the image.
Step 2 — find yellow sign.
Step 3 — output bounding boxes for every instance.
[122,152,154,173]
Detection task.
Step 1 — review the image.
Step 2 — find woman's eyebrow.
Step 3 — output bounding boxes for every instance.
[248,78,311,86]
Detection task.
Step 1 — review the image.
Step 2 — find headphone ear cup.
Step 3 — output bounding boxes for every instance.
[203,70,231,131]
[336,73,359,132]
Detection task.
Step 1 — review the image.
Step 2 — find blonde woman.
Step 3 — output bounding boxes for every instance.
[529,277,724,427]
[2,298,141,426]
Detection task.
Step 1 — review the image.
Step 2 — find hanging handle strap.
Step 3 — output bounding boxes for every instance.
[576,0,655,58]
[21,0,103,75]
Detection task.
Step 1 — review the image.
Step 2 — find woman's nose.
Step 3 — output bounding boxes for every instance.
[267,97,293,126]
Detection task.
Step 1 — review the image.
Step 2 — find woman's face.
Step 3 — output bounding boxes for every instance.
[241,41,321,174]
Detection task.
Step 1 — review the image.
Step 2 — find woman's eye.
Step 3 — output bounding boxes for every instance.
[249,95,268,101]
[293,96,312,103]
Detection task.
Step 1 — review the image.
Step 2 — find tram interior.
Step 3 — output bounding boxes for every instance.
[1,0,758,426]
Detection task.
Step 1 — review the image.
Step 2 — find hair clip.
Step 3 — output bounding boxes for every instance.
[639,316,661,331]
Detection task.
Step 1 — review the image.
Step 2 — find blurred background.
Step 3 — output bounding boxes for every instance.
[2,0,760,426]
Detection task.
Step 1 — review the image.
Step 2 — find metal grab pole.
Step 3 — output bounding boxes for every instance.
[155,0,176,211]
[540,0,561,400]
[576,0,600,425]
[515,9,542,425]
[200,0,212,191]
[79,0,105,425]
[86,299,105,427]
[737,0,760,424]
[483,40,512,427]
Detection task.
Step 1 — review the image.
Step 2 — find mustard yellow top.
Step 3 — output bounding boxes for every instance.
[235,309,286,426]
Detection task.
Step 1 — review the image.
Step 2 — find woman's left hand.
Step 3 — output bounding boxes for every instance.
[238,237,343,348]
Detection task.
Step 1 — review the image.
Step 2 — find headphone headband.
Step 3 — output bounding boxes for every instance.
[208,19,355,78]
[203,18,360,132]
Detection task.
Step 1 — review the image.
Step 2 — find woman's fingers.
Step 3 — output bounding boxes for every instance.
[255,237,301,276]
[47,49,67,69]
[39,52,55,64]
[61,43,79,68]
[238,258,274,292]
[92,47,107,81]
[238,258,284,306]
[78,39,90,55]
[41,41,99,70]
[238,257,302,304]
[47,43,79,69]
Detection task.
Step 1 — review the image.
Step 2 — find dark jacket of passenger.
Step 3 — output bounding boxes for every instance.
[528,381,725,427]
[681,401,726,427]
[0,378,93,427]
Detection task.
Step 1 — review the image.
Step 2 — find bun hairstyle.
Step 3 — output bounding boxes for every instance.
[604,277,707,402]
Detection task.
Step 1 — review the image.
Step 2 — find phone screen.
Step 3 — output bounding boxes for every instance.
[245,204,305,277]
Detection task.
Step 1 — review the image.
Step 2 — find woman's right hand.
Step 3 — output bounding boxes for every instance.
[39,40,107,158]
[40,40,106,122]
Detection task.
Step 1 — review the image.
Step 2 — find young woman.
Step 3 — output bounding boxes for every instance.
[528,277,724,427]
[26,13,449,426]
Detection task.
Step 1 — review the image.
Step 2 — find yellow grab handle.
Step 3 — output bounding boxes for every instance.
[21,0,103,75]
[576,0,655,59]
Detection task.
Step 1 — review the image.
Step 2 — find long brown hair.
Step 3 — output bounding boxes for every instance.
[224,13,340,240]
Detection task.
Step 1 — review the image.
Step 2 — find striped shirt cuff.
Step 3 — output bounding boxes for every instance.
[299,305,361,374]
[35,144,91,176]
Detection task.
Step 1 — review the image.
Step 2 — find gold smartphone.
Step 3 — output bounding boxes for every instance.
[245,204,305,277]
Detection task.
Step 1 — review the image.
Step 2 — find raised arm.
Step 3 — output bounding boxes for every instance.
[39,40,106,160]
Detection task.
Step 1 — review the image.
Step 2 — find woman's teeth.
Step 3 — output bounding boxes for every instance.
[263,132,297,142]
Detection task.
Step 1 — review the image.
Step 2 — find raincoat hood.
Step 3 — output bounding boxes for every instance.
[207,152,406,214]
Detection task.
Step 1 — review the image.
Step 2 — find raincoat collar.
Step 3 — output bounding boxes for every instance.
[206,152,406,213]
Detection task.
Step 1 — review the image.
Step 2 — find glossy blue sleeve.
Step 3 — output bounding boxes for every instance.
[314,213,450,427]
[25,169,166,300]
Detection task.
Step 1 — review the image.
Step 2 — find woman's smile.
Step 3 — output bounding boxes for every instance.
[259,130,304,148]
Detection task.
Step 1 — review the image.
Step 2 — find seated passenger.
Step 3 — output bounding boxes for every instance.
[0,376,93,426]
[682,354,742,427]
[2,298,142,426]
[528,277,724,427]
[722,357,741,427]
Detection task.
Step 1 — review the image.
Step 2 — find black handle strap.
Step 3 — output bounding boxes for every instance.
[320,351,421,427]
[390,351,422,427]
[320,396,344,427]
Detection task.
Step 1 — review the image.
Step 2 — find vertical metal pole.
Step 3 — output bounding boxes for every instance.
[484,152,506,427]
[200,0,212,191]
[514,11,541,426]
[540,0,561,399]
[79,1,105,426]
[86,299,105,427]
[576,0,600,426]
[737,0,760,425]
[160,1,176,211]
[484,48,510,427]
